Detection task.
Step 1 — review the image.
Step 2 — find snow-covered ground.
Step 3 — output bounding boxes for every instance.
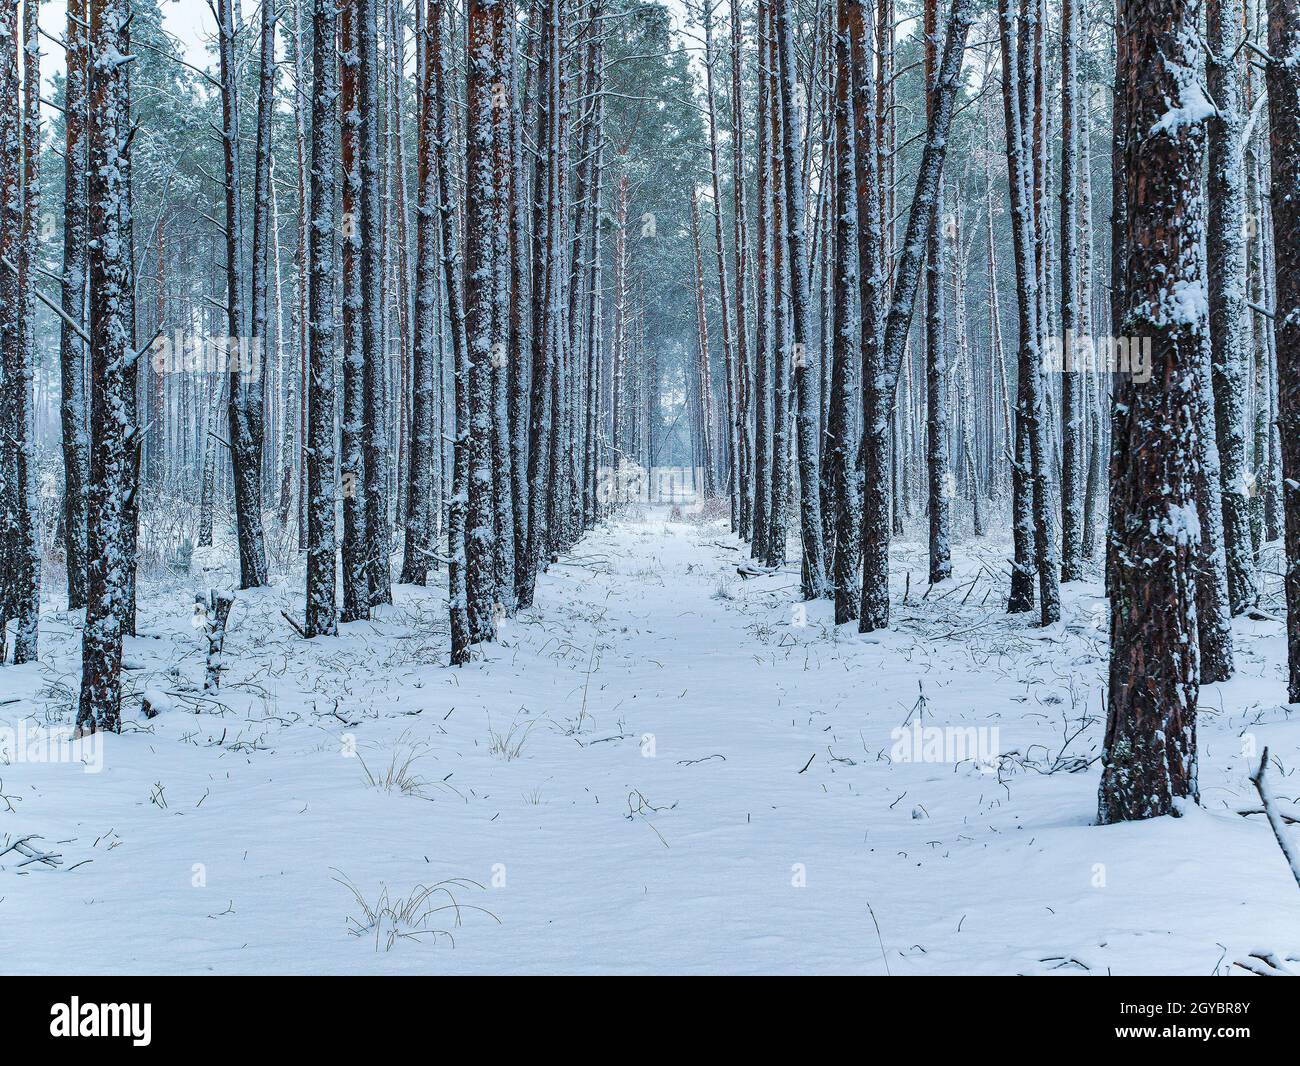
[2,507,1298,975]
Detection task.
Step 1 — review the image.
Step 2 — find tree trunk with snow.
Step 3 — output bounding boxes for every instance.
[859,0,974,630]
[923,0,952,587]
[774,0,826,599]
[217,0,268,591]
[76,0,136,733]
[1207,0,1260,614]
[1265,0,1300,702]
[58,0,91,612]
[1098,0,1203,823]
[340,1,369,623]
[304,0,340,639]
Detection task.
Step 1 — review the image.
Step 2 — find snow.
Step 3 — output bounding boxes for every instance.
[2,509,1299,975]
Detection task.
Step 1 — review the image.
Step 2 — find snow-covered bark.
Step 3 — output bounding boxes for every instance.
[703,1,741,532]
[1058,0,1083,582]
[76,0,135,732]
[359,0,390,608]
[400,0,443,589]
[730,0,753,541]
[848,0,884,625]
[1265,0,1300,701]
[1,0,41,662]
[0,0,22,650]
[827,0,861,624]
[1193,325,1236,683]
[859,0,973,630]
[923,0,951,587]
[751,0,773,563]
[289,0,311,547]
[304,0,340,638]
[774,0,826,599]
[490,2,517,607]
[216,0,268,591]
[58,0,90,612]
[1207,0,1260,614]
[997,0,1059,627]
[250,0,277,551]
[690,189,717,498]
[610,170,627,473]
[1098,0,1203,823]
[340,1,369,623]
[765,0,789,570]
[464,0,503,640]
[424,0,471,662]
[516,0,559,611]
[508,26,531,579]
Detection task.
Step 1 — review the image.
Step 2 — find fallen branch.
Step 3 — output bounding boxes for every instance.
[0,834,64,869]
[280,610,307,639]
[1249,747,1300,891]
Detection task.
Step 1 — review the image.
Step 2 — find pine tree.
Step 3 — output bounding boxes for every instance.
[216,0,268,590]
[923,0,952,586]
[400,0,443,589]
[859,0,974,630]
[774,0,826,599]
[76,0,136,732]
[340,0,370,623]
[828,0,862,624]
[1058,0,1083,582]
[58,0,91,612]
[1265,0,1300,702]
[1207,0,1260,614]
[359,0,391,608]
[304,0,340,639]
[1099,0,1204,822]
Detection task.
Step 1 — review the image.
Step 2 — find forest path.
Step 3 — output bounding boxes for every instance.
[2,510,1297,973]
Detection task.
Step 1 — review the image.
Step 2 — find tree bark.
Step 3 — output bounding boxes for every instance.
[1098,0,1204,822]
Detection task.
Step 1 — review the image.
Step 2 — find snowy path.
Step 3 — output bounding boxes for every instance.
[2,509,1299,974]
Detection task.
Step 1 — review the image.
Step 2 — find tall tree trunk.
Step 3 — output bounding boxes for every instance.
[752,0,772,562]
[1265,0,1300,701]
[859,0,974,630]
[251,0,278,539]
[517,0,560,611]
[360,0,391,607]
[1059,0,1083,581]
[400,0,443,588]
[828,0,862,623]
[730,0,753,541]
[76,0,135,732]
[465,0,503,639]
[2,0,42,662]
[1207,0,1259,613]
[703,2,741,532]
[59,0,91,612]
[998,0,1060,626]
[923,0,952,586]
[774,0,827,599]
[340,0,369,622]
[1098,0,1203,823]
[305,0,340,638]
[766,0,789,569]
[217,0,269,590]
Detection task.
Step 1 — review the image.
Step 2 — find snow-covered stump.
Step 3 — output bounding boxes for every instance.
[196,591,235,693]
